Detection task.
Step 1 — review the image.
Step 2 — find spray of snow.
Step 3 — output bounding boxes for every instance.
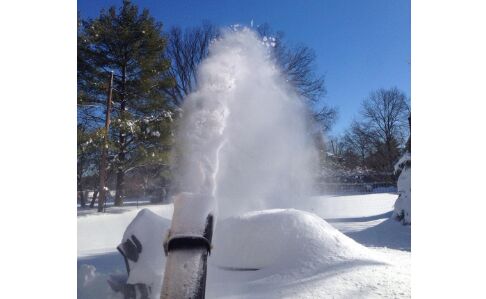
[175,28,318,217]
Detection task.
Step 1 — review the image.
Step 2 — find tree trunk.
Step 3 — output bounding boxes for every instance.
[77,192,84,207]
[77,157,86,208]
[385,136,393,172]
[406,114,411,153]
[90,189,98,208]
[115,168,125,206]
[98,72,114,212]
[115,65,127,206]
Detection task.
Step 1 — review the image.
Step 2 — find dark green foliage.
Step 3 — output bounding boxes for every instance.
[78,1,173,111]
[78,0,174,206]
[77,123,103,207]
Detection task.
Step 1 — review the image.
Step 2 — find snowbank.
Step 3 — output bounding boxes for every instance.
[393,154,411,224]
[394,153,411,173]
[303,193,397,220]
[212,209,380,275]
[78,194,410,298]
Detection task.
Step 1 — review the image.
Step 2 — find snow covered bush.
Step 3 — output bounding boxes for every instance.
[393,153,411,224]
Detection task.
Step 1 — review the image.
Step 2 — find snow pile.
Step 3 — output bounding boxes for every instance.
[212,209,379,275]
[78,195,410,298]
[175,28,318,217]
[393,153,411,224]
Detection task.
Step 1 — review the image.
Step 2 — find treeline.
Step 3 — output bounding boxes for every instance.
[77,0,336,209]
[323,87,410,183]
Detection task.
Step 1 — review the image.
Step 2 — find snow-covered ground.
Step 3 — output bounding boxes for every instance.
[78,193,410,298]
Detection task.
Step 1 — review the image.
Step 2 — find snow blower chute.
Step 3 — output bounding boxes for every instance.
[110,193,215,299]
[160,193,215,299]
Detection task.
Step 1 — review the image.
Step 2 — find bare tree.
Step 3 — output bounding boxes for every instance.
[361,87,409,170]
[165,22,337,131]
[164,22,218,107]
[342,120,374,165]
[257,23,336,130]
[314,105,338,133]
[274,41,325,103]
[327,135,346,157]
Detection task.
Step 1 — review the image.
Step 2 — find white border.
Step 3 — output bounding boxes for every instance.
[413,0,486,297]
[2,0,486,297]
[0,0,76,297]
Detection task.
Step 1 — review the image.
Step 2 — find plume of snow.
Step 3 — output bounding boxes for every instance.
[174,28,318,217]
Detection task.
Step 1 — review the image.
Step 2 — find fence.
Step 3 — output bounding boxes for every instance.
[317,182,397,196]
[77,189,167,209]
[79,182,397,209]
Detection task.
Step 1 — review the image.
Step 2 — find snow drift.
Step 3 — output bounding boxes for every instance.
[78,194,410,298]
[393,153,411,224]
[212,209,379,274]
[87,207,382,298]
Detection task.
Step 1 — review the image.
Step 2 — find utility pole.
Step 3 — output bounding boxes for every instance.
[97,72,114,212]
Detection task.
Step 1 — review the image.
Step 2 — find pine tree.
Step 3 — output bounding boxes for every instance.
[77,123,103,207]
[78,0,173,206]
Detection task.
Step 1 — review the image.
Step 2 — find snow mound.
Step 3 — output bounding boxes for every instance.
[212,209,379,273]
[393,154,411,224]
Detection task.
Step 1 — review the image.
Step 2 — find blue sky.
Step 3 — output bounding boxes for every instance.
[78,0,410,135]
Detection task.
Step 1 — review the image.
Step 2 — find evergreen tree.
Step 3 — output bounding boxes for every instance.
[78,0,173,206]
[77,123,103,207]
